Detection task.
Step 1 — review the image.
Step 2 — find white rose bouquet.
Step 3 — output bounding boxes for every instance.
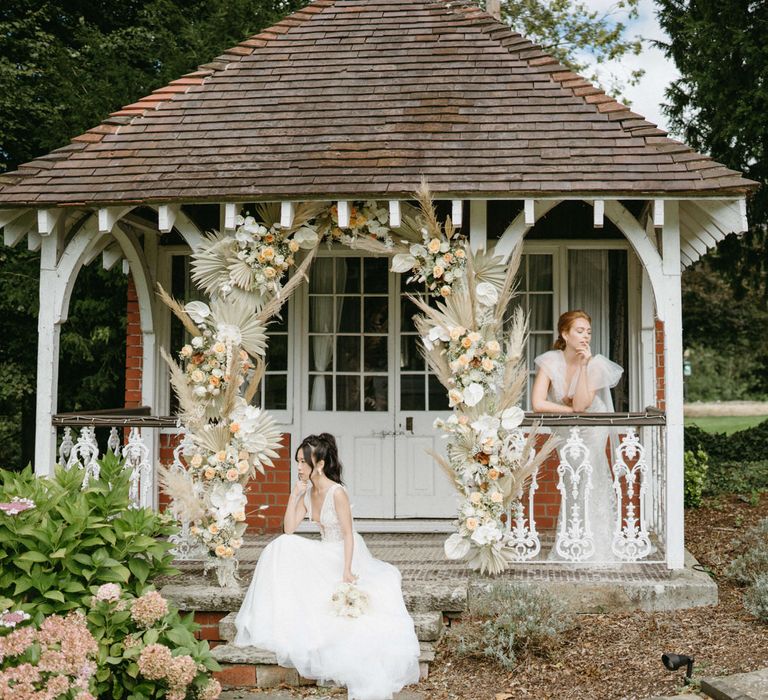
[330,582,370,619]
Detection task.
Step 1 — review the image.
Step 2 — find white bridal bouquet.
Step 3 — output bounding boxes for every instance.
[330,582,370,618]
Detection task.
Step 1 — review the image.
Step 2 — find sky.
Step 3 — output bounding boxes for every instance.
[578,0,681,134]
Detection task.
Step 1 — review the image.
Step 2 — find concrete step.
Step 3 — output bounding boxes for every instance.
[700,667,768,699]
[162,580,468,616]
[218,610,444,644]
[212,641,436,689]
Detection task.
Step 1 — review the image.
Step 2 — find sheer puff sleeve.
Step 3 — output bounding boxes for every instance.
[533,350,561,381]
[587,354,624,391]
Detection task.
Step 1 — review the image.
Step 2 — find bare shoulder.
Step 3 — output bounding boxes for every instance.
[332,484,350,507]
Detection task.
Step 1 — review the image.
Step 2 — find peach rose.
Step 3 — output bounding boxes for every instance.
[465,517,479,531]
[204,468,216,480]
[229,422,241,434]
[226,468,239,482]
[440,285,452,297]
[208,523,219,535]
[488,469,500,480]
[491,491,503,503]
[190,454,203,468]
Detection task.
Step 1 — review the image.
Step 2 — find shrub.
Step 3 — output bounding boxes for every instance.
[727,518,768,586]
[451,584,572,670]
[86,586,221,700]
[684,449,709,508]
[685,342,762,402]
[0,609,99,699]
[0,453,179,617]
[685,419,768,465]
[704,460,768,496]
[744,573,768,623]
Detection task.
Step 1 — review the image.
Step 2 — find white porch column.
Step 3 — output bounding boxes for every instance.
[661,200,685,569]
[469,200,487,252]
[35,233,62,476]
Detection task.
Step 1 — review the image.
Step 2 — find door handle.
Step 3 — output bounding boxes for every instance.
[405,416,414,432]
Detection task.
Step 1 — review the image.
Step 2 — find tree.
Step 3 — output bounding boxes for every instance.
[656,0,767,398]
[490,0,644,98]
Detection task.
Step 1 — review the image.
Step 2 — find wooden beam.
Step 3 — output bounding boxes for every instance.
[337,201,350,228]
[653,199,665,228]
[37,208,63,235]
[102,244,123,271]
[451,199,463,228]
[388,200,401,228]
[593,199,604,228]
[98,207,122,234]
[0,208,26,229]
[469,200,487,253]
[280,201,294,228]
[222,203,238,231]
[122,259,130,275]
[524,199,535,226]
[3,211,35,247]
[27,230,42,251]
[157,204,180,233]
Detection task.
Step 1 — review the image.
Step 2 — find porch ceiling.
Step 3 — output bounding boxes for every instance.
[0,0,758,207]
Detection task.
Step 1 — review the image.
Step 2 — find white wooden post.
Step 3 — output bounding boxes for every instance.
[388,200,401,228]
[661,200,685,569]
[34,234,61,476]
[469,200,487,252]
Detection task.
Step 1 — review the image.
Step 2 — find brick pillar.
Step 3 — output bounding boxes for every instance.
[655,320,666,409]
[125,275,143,408]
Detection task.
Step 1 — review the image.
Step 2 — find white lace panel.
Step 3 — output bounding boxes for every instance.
[319,484,344,543]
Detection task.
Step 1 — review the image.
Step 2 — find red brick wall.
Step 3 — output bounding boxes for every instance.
[125,276,142,408]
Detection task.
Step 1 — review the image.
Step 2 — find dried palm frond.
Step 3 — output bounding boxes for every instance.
[227,259,254,292]
[192,423,232,455]
[346,236,408,257]
[290,201,328,232]
[190,231,234,297]
[160,348,204,429]
[255,202,280,228]
[471,248,507,291]
[157,465,206,522]
[256,244,318,323]
[501,431,560,506]
[396,204,427,244]
[156,284,201,338]
[244,357,266,404]
[210,298,268,359]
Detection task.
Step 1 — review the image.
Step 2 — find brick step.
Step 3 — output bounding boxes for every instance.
[212,641,436,689]
[218,610,444,644]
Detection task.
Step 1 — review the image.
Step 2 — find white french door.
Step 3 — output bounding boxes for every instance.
[299,252,457,519]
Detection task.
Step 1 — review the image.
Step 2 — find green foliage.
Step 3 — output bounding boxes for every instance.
[683,449,708,508]
[451,584,572,670]
[87,591,220,700]
[490,0,644,99]
[727,518,768,586]
[658,0,768,393]
[0,453,179,617]
[685,419,768,465]
[685,343,764,402]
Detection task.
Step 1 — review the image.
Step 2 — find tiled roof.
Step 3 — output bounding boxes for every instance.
[0,0,757,206]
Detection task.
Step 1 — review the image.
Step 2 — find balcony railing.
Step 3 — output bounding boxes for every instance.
[52,407,667,566]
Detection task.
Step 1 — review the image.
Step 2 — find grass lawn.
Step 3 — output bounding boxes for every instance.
[685,415,767,434]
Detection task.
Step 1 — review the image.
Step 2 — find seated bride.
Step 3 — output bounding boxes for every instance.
[234,433,421,700]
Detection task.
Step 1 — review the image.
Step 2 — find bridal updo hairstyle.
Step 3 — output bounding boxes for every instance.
[296,433,344,484]
[553,310,592,351]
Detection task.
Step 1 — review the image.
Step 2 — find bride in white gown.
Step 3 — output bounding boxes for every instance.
[234,433,421,700]
[531,310,624,563]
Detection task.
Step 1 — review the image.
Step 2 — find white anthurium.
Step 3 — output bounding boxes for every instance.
[475,282,499,307]
[235,227,255,244]
[185,301,211,324]
[471,414,501,441]
[444,533,471,560]
[391,253,417,273]
[501,406,525,430]
[462,382,485,407]
[422,324,450,350]
[293,226,319,249]
[470,523,503,546]
[409,243,427,257]
[209,482,247,525]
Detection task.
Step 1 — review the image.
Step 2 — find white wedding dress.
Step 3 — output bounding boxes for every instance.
[534,350,624,564]
[234,482,421,700]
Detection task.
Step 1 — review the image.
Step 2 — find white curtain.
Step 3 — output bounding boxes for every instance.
[309,258,347,410]
[568,250,609,358]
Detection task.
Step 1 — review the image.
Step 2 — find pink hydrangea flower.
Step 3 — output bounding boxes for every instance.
[0,497,35,515]
[199,678,222,700]
[137,643,174,680]
[0,609,31,628]
[93,583,122,603]
[130,591,169,628]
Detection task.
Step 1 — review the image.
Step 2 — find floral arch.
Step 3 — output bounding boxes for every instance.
[159,184,547,585]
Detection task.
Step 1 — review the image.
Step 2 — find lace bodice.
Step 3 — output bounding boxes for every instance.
[305,483,345,543]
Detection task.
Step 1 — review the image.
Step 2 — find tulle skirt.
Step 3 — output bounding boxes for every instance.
[234,532,421,700]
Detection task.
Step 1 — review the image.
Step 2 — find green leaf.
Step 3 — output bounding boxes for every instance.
[128,558,150,584]
[43,590,65,602]
[49,547,68,559]
[143,628,159,645]
[17,551,48,563]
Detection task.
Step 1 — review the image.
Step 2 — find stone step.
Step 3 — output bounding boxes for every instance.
[700,667,768,699]
[212,641,436,689]
[162,580,468,616]
[218,610,444,644]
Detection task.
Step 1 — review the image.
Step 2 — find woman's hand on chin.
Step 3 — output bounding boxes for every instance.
[292,479,308,497]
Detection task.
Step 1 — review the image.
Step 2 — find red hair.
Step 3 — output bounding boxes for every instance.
[553,310,592,351]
